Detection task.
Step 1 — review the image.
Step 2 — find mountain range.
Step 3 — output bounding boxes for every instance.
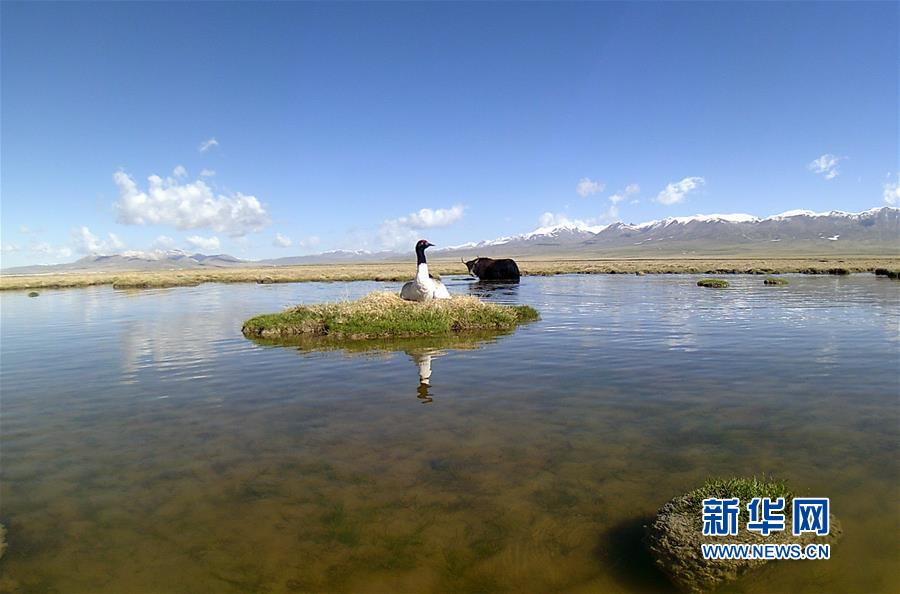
[437,206,899,258]
[4,207,898,274]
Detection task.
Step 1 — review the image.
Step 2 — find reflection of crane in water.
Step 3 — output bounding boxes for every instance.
[407,279,523,402]
[410,350,442,404]
[269,330,519,405]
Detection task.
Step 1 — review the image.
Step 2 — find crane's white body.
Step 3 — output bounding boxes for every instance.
[400,262,450,301]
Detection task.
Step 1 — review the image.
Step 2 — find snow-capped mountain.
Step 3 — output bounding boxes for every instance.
[7,249,247,273]
[107,249,244,265]
[434,206,899,258]
[256,249,392,266]
[3,207,897,274]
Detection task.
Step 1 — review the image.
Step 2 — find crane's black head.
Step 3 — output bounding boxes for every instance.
[415,240,433,264]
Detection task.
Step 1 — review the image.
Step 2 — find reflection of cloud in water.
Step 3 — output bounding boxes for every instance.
[118,291,235,385]
[119,314,231,385]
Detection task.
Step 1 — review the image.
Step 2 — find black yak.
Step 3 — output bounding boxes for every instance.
[463,257,521,281]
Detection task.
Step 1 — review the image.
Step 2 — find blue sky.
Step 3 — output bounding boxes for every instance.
[2,1,897,266]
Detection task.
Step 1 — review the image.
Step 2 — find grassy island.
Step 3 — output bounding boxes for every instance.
[697,278,729,288]
[241,292,539,340]
[763,276,790,285]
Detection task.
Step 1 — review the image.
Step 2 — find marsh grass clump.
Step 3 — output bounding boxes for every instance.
[27,291,39,297]
[647,476,841,593]
[672,476,794,523]
[763,276,789,286]
[241,292,539,340]
[697,278,729,288]
[875,268,900,279]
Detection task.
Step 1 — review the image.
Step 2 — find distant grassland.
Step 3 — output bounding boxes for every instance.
[2,256,898,291]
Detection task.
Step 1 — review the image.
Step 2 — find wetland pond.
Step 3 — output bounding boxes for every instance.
[1,274,898,593]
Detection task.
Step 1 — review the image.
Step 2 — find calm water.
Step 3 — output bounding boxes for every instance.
[1,275,898,594]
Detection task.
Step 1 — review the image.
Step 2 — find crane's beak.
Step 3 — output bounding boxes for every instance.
[425,242,434,247]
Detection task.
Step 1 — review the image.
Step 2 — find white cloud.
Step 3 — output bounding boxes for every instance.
[273,233,292,248]
[808,154,845,180]
[198,138,219,152]
[72,226,124,255]
[656,176,705,205]
[275,234,320,249]
[32,242,73,259]
[151,235,177,249]
[173,165,187,178]
[2,243,21,253]
[18,225,33,234]
[884,175,900,205]
[537,205,619,230]
[608,182,640,205]
[185,235,220,251]
[113,170,269,236]
[402,205,465,228]
[199,169,216,177]
[378,205,465,249]
[538,212,575,228]
[576,177,605,197]
[378,221,420,250]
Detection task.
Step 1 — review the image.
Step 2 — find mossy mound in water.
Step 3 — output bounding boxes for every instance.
[697,278,729,288]
[242,292,539,340]
[763,276,789,286]
[645,477,841,593]
[27,291,39,297]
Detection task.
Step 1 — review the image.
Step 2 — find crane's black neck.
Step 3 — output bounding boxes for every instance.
[416,245,427,265]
